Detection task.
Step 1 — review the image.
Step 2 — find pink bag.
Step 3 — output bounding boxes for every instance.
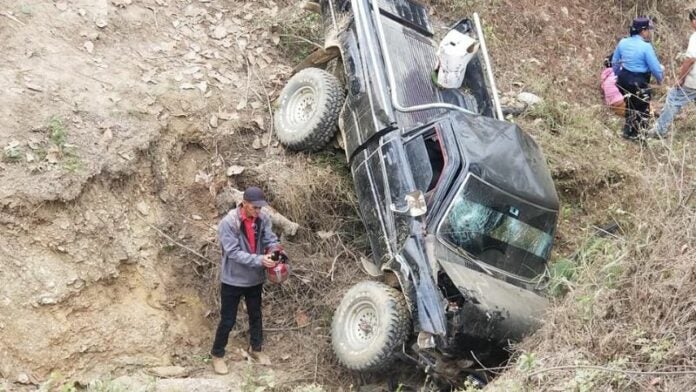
[601,68,624,106]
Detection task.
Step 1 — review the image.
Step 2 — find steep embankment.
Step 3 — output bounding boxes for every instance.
[1,0,694,391]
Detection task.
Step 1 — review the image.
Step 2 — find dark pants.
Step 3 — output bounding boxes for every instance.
[616,70,651,137]
[211,283,263,357]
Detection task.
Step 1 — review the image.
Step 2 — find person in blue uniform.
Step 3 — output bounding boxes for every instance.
[612,17,664,140]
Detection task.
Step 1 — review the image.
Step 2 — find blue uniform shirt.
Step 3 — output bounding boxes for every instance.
[612,35,664,83]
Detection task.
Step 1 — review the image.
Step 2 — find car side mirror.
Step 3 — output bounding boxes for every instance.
[390,191,427,217]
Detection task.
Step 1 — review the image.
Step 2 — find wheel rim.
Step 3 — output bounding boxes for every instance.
[286,86,317,130]
[345,300,380,350]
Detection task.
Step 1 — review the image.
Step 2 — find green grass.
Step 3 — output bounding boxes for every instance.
[240,365,277,392]
[49,116,68,148]
[526,98,573,134]
[545,233,629,299]
[62,153,83,172]
[35,146,48,161]
[546,257,576,297]
[46,116,83,172]
[515,351,538,373]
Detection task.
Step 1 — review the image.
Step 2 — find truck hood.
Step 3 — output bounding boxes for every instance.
[451,113,559,211]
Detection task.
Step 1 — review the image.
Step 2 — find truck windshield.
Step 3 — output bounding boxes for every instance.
[437,174,556,279]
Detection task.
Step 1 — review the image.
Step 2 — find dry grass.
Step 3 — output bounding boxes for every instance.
[485,126,696,390]
[517,102,643,254]
[423,1,696,388]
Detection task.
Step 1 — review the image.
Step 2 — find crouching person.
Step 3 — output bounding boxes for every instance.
[211,186,283,374]
[601,54,626,116]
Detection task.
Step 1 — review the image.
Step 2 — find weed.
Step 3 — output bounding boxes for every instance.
[546,257,576,297]
[192,353,211,364]
[576,293,595,321]
[546,235,626,297]
[62,151,83,172]
[49,116,68,148]
[240,365,276,392]
[606,357,630,388]
[39,372,72,392]
[162,243,178,252]
[46,116,83,172]
[561,204,573,221]
[311,151,351,176]
[457,379,483,392]
[35,146,48,161]
[561,357,631,392]
[599,258,623,289]
[293,383,325,392]
[60,383,77,392]
[637,336,673,363]
[424,0,502,21]
[516,352,538,373]
[571,366,600,392]
[527,99,573,134]
[482,21,500,46]
[84,380,126,392]
[3,142,23,162]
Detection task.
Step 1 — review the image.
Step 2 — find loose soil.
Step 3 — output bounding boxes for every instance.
[1,0,695,391]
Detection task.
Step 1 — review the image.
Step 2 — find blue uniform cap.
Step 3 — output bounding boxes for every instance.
[631,17,654,34]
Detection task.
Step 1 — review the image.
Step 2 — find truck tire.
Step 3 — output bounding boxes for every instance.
[274,68,344,152]
[331,281,410,371]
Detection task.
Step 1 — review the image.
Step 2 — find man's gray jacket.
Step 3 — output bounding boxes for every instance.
[218,206,280,287]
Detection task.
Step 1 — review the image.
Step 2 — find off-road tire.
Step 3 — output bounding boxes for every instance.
[274,68,344,152]
[331,281,410,371]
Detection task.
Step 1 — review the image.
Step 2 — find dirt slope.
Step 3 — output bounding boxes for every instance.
[1,0,695,391]
[0,0,318,389]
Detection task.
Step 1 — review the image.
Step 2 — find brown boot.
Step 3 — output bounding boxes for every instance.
[211,356,229,375]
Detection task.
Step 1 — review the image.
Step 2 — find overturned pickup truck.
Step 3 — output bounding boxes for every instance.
[274,0,559,383]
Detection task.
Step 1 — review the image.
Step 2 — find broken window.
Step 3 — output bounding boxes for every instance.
[437,174,556,279]
[405,131,445,194]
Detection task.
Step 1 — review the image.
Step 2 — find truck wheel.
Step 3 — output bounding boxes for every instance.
[331,281,410,371]
[274,68,344,152]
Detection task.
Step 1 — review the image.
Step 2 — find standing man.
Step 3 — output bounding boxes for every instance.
[211,186,282,374]
[612,16,665,140]
[649,8,696,138]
